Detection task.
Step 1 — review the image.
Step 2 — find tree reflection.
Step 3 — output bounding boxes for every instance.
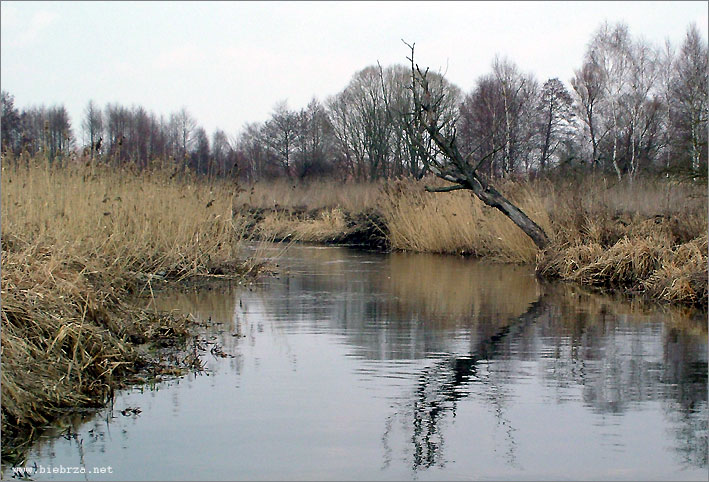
[381,283,707,474]
[385,297,550,472]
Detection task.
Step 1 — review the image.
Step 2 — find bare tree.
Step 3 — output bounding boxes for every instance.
[190,126,210,174]
[672,23,708,175]
[458,74,506,178]
[1,91,21,154]
[294,98,335,179]
[328,66,400,180]
[261,101,298,178]
[105,103,130,162]
[405,42,549,249]
[492,56,539,176]
[658,39,676,173]
[211,128,231,177]
[237,122,269,180]
[47,105,73,164]
[327,89,365,180]
[130,105,152,167]
[379,63,461,179]
[81,100,103,159]
[571,59,607,169]
[589,22,633,180]
[537,78,574,171]
[174,107,196,164]
[625,37,661,180]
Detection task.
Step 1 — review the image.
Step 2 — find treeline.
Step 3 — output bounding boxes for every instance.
[1,21,706,181]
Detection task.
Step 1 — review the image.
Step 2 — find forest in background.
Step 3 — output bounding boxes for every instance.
[1,21,706,183]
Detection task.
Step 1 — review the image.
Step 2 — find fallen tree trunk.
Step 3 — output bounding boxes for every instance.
[404,42,550,250]
[429,177,550,250]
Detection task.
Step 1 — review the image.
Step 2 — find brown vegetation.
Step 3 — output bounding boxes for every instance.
[1,157,259,462]
[1,156,705,462]
[239,175,707,308]
[536,176,708,307]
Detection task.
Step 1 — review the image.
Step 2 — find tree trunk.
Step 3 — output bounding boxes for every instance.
[423,117,550,250]
[465,177,550,249]
[611,106,622,181]
[540,100,553,170]
[407,42,550,251]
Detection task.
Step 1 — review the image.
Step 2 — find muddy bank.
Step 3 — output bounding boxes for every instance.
[236,205,390,250]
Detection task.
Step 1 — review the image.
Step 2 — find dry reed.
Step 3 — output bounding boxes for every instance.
[380,178,552,263]
[1,156,255,461]
[238,174,707,307]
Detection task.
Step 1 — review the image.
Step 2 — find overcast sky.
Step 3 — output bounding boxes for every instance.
[1,1,707,140]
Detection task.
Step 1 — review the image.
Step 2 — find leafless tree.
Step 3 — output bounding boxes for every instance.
[458,74,505,178]
[379,63,461,179]
[327,89,364,180]
[571,59,607,169]
[491,56,539,176]
[405,42,549,249]
[537,78,575,171]
[1,91,21,154]
[328,66,406,180]
[672,23,708,175]
[237,122,270,180]
[625,38,662,180]
[573,22,669,179]
[293,98,335,179]
[261,101,299,178]
[81,100,103,159]
[46,105,74,164]
[105,103,131,161]
[190,126,210,174]
[173,107,197,165]
[658,39,677,173]
[211,128,231,177]
[589,22,634,180]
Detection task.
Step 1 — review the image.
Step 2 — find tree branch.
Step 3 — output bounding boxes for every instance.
[424,184,467,192]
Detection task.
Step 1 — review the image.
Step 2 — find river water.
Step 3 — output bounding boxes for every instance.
[10,245,708,480]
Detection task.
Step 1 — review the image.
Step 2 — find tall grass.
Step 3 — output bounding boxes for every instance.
[380,179,552,263]
[238,178,383,212]
[3,158,248,278]
[1,157,254,460]
[239,174,707,307]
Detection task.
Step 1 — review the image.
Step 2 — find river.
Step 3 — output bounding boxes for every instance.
[8,244,707,480]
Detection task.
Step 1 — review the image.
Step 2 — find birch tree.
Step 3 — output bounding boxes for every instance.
[672,23,708,175]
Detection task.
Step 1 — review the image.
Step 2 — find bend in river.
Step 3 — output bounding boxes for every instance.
[9,245,707,481]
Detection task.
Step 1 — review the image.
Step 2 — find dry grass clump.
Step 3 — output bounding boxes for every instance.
[1,157,255,460]
[536,176,707,308]
[538,231,707,308]
[641,235,708,306]
[380,178,552,263]
[3,158,248,279]
[257,208,349,243]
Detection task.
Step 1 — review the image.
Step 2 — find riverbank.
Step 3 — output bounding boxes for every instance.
[0,159,263,463]
[237,176,707,309]
[2,164,705,462]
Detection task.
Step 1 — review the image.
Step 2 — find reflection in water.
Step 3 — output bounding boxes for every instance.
[387,297,550,471]
[10,244,707,481]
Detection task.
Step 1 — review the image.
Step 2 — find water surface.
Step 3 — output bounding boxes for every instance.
[11,245,708,480]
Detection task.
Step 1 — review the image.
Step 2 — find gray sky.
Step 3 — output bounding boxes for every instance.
[1,1,707,140]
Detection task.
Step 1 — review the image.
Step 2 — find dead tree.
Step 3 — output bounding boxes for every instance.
[405,42,549,249]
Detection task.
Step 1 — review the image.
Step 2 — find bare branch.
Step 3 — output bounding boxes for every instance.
[406,44,549,250]
[424,184,467,193]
